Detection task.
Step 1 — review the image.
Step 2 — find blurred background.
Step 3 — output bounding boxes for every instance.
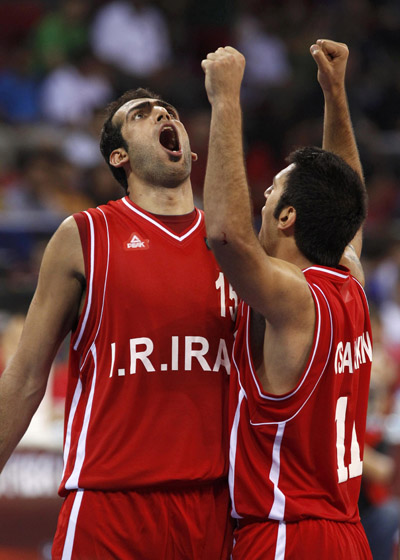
[0,0,400,558]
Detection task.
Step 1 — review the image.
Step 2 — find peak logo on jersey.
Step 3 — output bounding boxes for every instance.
[125,233,150,250]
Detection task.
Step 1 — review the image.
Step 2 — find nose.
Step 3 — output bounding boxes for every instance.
[155,106,171,122]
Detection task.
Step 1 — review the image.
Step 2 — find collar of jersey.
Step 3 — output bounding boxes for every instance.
[302,265,349,281]
[122,196,202,241]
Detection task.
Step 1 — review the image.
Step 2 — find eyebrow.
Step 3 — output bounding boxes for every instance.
[125,100,179,122]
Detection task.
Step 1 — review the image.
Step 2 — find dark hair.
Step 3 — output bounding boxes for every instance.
[99,87,161,192]
[273,146,367,267]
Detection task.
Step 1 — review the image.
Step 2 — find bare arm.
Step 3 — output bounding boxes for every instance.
[0,217,84,472]
[202,48,314,395]
[202,48,311,325]
[311,39,366,280]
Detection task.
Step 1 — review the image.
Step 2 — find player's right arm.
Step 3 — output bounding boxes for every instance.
[0,216,85,472]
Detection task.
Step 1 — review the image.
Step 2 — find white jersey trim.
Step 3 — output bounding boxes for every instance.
[74,211,95,351]
[275,521,287,560]
[302,265,348,279]
[229,387,245,519]
[353,276,370,309]
[78,209,111,371]
[122,197,202,241]
[268,422,286,520]
[61,378,82,482]
[65,344,98,490]
[247,284,333,425]
[64,210,110,491]
[61,489,84,560]
[244,282,322,402]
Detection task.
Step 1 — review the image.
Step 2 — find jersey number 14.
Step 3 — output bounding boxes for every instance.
[335,396,363,483]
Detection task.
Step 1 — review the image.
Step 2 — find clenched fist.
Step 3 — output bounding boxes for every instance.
[201,46,245,106]
[310,39,349,96]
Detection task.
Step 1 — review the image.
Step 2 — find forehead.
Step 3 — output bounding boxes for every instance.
[276,163,295,182]
[113,98,176,125]
[114,97,153,118]
[274,163,295,187]
[113,98,152,126]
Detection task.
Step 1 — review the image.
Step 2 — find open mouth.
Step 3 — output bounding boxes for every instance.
[159,124,182,157]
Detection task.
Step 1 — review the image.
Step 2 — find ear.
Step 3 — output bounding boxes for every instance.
[191,151,198,162]
[109,148,129,168]
[277,206,296,231]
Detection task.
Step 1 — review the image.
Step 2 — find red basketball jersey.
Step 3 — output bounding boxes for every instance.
[229,265,372,523]
[59,197,236,494]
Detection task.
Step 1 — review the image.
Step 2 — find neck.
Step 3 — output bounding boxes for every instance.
[274,238,313,271]
[127,178,195,215]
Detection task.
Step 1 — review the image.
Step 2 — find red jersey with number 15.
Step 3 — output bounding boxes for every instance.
[229,265,372,523]
[58,197,236,495]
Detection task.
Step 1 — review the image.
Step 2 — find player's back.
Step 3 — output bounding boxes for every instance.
[229,265,372,523]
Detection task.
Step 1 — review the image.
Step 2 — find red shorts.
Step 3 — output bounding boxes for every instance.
[52,482,233,560]
[233,518,372,559]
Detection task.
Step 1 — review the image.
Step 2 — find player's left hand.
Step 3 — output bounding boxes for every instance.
[201,46,245,106]
[310,39,349,96]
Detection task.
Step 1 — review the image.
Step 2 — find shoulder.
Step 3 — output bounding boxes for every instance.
[43,216,84,278]
[52,215,81,246]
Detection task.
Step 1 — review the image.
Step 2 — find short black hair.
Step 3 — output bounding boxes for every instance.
[273,146,367,267]
[99,87,161,192]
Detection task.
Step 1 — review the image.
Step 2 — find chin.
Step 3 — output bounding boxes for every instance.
[163,168,191,189]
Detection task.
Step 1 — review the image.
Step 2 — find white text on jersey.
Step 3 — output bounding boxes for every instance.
[334,331,372,374]
[109,336,231,377]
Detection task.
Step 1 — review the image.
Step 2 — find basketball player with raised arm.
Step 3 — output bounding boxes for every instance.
[202,40,372,559]
[0,89,236,559]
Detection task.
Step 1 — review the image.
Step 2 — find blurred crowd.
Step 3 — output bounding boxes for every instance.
[0,0,400,557]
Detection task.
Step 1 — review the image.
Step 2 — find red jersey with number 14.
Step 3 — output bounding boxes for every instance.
[58,197,236,494]
[229,265,372,523]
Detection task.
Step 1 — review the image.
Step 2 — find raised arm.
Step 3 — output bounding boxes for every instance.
[311,40,362,177]
[201,47,310,323]
[0,217,84,472]
[311,39,366,279]
[202,48,316,395]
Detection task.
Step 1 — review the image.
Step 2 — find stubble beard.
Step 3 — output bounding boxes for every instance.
[130,146,192,189]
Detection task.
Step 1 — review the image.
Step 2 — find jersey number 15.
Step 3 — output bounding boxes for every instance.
[216,272,238,320]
